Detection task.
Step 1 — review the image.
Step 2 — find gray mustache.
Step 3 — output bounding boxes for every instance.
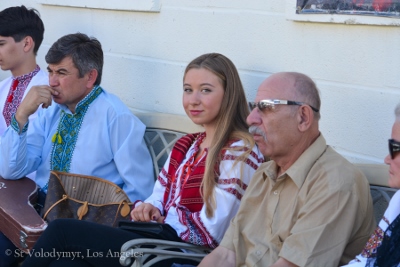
[249,126,267,141]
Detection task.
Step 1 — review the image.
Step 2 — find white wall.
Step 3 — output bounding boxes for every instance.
[1,0,399,163]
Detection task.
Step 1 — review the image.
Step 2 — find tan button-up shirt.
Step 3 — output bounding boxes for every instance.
[220,135,375,267]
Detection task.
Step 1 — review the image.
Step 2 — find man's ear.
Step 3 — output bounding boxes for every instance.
[297,105,313,132]
[22,36,35,53]
[86,69,98,88]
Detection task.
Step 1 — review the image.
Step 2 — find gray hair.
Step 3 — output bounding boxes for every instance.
[45,33,103,85]
[288,72,321,121]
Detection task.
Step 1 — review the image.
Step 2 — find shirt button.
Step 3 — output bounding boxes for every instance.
[256,250,261,256]
[274,190,278,195]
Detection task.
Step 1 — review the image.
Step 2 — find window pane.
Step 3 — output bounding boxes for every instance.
[296,0,400,18]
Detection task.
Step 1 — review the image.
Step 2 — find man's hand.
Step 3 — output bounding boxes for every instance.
[15,86,58,130]
[198,246,236,267]
[130,203,163,222]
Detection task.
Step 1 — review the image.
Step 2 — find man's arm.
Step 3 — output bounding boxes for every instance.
[198,246,236,267]
[111,113,155,201]
[0,86,55,179]
[15,86,55,131]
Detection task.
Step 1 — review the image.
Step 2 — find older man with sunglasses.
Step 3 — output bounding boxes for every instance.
[199,72,375,267]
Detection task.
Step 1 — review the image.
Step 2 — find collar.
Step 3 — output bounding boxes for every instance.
[13,65,40,83]
[59,85,103,114]
[263,134,327,188]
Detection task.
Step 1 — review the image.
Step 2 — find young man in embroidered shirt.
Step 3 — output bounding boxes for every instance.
[0,33,154,265]
[0,5,48,267]
[0,5,48,144]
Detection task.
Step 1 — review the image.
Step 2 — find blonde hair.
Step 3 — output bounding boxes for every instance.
[183,53,255,217]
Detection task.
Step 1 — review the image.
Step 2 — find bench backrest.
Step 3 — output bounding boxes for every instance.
[133,111,202,179]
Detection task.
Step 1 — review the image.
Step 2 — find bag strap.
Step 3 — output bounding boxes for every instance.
[112,200,131,226]
[43,194,68,220]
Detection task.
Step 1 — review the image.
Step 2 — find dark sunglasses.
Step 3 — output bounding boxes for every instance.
[248,99,319,113]
[389,139,400,159]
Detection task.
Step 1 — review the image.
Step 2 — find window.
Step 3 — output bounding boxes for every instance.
[297,0,400,18]
[285,0,400,25]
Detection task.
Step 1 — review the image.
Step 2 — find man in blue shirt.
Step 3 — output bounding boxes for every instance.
[0,33,154,264]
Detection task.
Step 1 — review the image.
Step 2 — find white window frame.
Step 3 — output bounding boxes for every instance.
[39,0,161,12]
[285,0,400,26]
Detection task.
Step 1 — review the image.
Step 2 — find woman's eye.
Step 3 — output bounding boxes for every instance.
[184,88,192,93]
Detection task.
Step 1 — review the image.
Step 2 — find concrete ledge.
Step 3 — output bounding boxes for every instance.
[355,163,390,187]
[39,0,161,12]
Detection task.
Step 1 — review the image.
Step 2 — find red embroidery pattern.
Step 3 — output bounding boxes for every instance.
[249,149,264,164]
[179,208,219,248]
[156,134,262,248]
[2,66,40,126]
[3,79,19,126]
[218,178,248,200]
[361,225,385,258]
[163,133,206,213]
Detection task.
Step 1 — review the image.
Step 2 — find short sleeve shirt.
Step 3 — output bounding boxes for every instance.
[220,134,375,267]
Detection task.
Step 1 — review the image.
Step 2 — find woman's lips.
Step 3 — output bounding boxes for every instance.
[190,110,202,116]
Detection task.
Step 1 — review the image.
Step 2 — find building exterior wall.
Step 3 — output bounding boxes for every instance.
[1,0,399,163]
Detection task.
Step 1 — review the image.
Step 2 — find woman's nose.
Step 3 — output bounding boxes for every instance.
[384,154,391,165]
[188,92,200,105]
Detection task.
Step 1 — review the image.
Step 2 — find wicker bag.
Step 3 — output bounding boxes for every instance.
[42,171,132,227]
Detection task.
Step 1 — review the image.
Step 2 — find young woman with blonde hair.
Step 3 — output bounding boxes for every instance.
[22,53,264,267]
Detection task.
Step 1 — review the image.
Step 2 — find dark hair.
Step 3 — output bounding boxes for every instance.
[45,33,103,85]
[0,5,44,55]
